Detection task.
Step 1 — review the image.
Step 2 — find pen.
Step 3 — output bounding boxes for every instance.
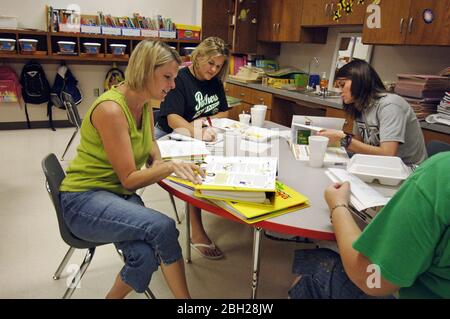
[206,117,213,127]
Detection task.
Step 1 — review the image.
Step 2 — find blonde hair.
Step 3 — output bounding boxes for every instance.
[191,37,230,82]
[125,40,181,91]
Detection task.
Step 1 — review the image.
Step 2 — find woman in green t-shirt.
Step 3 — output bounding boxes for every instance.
[289,152,450,299]
[60,40,204,299]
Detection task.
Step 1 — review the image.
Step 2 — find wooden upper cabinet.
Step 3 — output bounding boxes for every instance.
[233,0,258,53]
[202,0,259,54]
[201,0,233,44]
[405,0,450,45]
[302,0,367,26]
[362,0,450,46]
[258,0,327,43]
[258,0,302,42]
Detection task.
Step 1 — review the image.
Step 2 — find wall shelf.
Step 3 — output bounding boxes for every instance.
[0,29,200,64]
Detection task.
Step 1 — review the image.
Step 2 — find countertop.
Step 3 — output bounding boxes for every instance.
[227,79,449,135]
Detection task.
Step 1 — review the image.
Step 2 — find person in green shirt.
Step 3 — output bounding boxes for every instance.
[289,152,450,299]
[60,40,205,299]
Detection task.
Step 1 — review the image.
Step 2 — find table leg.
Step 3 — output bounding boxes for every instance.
[185,202,191,263]
[251,227,263,299]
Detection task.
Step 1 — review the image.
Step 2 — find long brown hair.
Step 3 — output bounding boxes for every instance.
[336,59,386,118]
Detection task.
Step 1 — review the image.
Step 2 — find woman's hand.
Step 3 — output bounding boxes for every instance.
[324,182,350,210]
[202,127,217,142]
[168,160,205,184]
[318,129,345,144]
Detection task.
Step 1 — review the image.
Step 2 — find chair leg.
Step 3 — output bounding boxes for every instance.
[169,194,181,224]
[61,128,79,161]
[144,287,156,299]
[62,247,96,299]
[53,247,76,280]
[185,202,191,263]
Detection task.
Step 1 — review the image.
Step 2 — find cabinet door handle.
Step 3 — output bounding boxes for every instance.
[277,23,280,33]
[325,3,329,16]
[400,18,404,33]
[273,23,276,32]
[259,98,264,102]
[240,93,245,96]
[408,17,414,34]
[330,3,334,17]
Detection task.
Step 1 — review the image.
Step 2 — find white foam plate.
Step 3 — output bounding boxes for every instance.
[347,154,410,186]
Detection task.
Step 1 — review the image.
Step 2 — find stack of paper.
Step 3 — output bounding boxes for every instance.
[325,168,390,223]
[291,144,349,165]
[426,92,450,126]
[395,73,450,99]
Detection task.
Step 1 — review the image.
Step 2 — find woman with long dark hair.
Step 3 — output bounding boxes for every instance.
[319,59,427,165]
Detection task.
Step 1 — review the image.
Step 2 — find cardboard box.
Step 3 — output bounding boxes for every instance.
[176,24,201,40]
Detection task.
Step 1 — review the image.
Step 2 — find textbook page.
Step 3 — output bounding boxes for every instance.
[199,156,278,191]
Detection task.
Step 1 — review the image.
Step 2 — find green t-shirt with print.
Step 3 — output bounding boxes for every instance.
[60,86,152,195]
[353,152,450,298]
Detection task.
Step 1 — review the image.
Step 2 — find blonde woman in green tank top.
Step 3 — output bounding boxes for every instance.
[60,40,204,299]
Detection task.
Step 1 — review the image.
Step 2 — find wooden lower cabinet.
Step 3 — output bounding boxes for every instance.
[422,128,450,145]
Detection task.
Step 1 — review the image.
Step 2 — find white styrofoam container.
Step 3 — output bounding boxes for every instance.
[121,28,140,37]
[347,154,410,186]
[0,38,16,52]
[110,43,126,55]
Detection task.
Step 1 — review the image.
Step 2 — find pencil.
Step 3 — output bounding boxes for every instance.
[206,117,213,127]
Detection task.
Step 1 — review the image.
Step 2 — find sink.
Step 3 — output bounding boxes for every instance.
[287,87,342,99]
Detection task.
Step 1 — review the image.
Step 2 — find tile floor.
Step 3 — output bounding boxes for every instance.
[0,127,314,299]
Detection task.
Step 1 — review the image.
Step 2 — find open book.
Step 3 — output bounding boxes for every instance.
[325,168,391,223]
[168,156,278,204]
[209,181,309,224]
[290,115,349,164]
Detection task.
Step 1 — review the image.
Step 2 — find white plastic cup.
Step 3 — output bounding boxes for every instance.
[250,107,266,127]
[308,135,329,168]
[224,131,242,157]
[239,113,251,125]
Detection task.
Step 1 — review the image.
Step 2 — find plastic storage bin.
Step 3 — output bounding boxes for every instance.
[0,38,16,52]
[110,44,126,55]
[347,154,410,186]
[57,41,76,54]
[83,42,101,54]
[18,39,38,52]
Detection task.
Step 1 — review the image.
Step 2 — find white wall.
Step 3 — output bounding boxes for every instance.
[0,0,200,123]
[279,27,450,83]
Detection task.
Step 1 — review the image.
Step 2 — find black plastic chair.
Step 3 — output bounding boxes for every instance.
[60,92,82,161]
[426,140,450,157]
[42,153,155,299]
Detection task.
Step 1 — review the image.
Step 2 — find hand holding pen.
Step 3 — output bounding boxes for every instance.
[202,117,217,142]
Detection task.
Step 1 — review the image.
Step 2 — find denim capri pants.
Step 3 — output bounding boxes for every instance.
[60,189,182,293]
[289,248,394,299]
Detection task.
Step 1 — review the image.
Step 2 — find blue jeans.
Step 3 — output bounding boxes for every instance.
[60,190,182,293]
[289,248,395,299]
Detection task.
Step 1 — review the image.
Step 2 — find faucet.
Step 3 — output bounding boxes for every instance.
[307,57,320,90]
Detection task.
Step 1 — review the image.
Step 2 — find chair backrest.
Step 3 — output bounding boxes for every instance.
[426,140,450,157]
[61,92,82,128]
[41,153,99,249]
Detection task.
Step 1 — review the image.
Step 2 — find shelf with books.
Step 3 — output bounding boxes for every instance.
[0,28,200,64]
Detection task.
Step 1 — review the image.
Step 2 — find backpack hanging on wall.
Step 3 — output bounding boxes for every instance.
[50,64,82,110]
[19,61,52,129]
[104,63,124,91]
[0,65,22,104]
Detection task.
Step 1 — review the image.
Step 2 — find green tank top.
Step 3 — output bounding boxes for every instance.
[60,86,152,195]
